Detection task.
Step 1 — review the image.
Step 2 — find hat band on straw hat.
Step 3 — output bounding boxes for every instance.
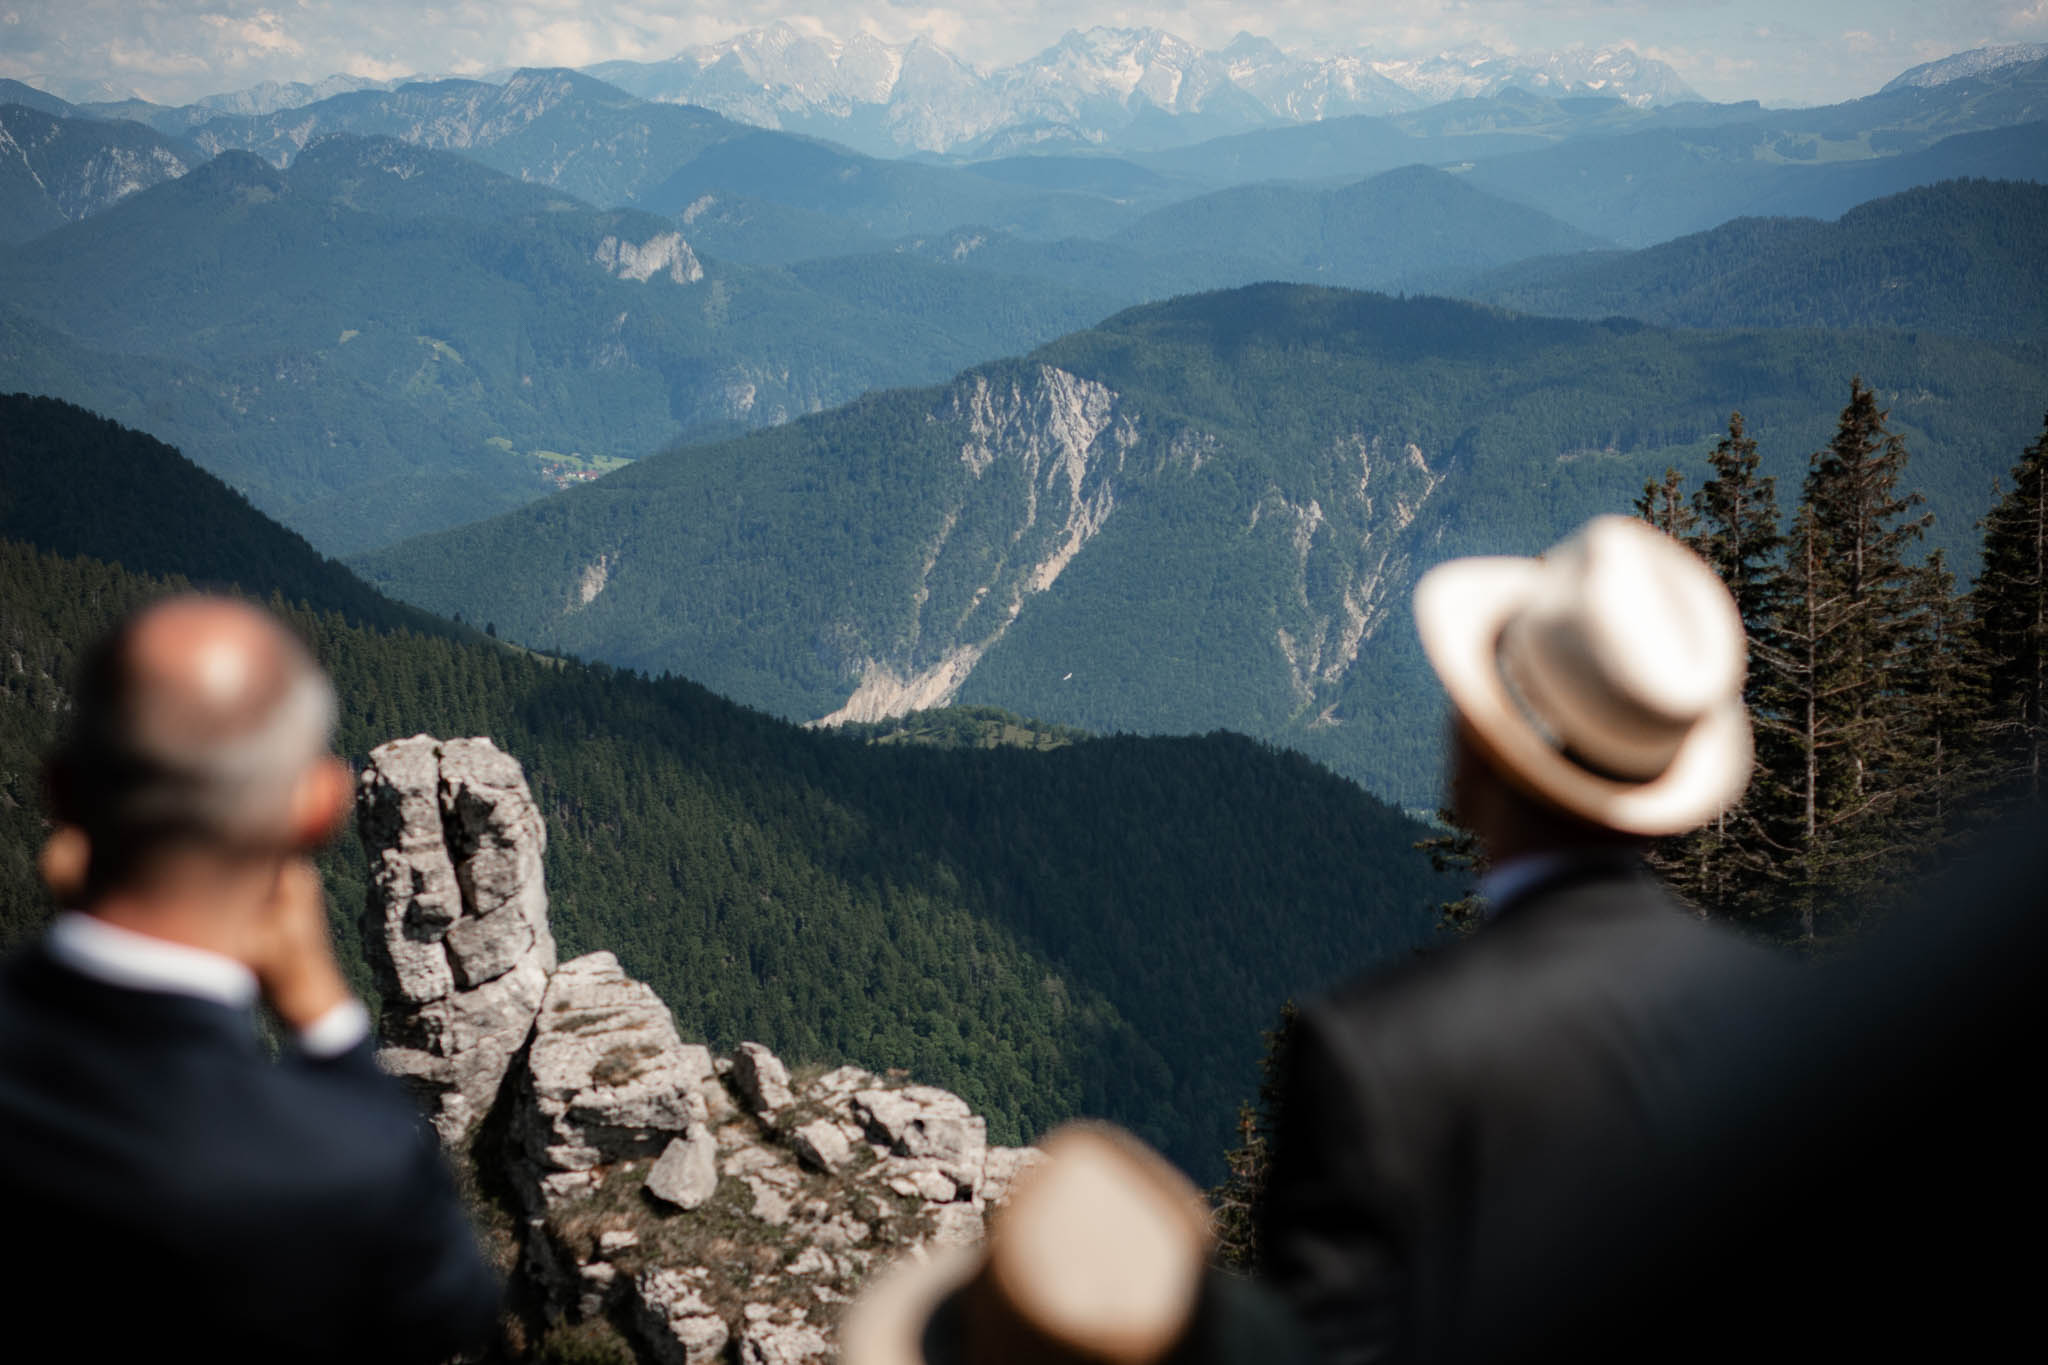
[1496,615,1692,785]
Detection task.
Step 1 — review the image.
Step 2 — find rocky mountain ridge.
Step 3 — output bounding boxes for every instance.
[359,733,1043,1362]
[1882,44,2048,92]
[0,102,198,242]
[585,22,1703,155]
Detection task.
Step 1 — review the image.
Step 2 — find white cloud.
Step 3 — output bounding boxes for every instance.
[0,1,2023,107]
[341,53,414,81]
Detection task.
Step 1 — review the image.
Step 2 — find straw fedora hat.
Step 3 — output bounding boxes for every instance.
[840,1123,1311,1365]
[1413,515,1753,837]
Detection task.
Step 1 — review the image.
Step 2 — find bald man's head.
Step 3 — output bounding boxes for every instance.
[48,597,339,894]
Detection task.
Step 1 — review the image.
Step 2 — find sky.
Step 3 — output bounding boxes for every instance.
[3,1,2046,108]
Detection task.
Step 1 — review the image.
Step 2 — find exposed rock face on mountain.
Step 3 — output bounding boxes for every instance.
[359,735,558,1145]
[819,363,1142,726]
[0,103,198,242]
[359,736,1042,1361]
[1882,45,2048,91]
[594,230,705,285]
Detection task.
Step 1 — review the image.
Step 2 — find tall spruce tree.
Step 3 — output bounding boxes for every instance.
[1655,413,1786,918]
[1209,1002,1298,1272]
[1973,413,2048,805]
[1902,549,1991,854]
[1633,467,1697,539]
[1753,379,1933,940]
[1693,413,1784,644]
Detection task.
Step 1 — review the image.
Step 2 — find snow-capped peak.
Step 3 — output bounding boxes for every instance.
[577,25,1705,154]
[1880,43,2048,92]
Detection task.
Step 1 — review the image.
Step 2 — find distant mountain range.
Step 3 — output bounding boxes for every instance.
[354,284,2048,803]
[1467,179,2048,341]
[33,35,2048,169]
[888,163,1609,302]
[0,134,1116,552]
[4,45,2042,255]
[583,24,1704,156]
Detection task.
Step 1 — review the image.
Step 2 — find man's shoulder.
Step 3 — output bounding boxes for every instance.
[1308,871,1774,1059]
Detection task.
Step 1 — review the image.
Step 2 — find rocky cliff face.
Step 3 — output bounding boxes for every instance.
[0,103,197,242]
[810,366,1444,732]
[359,736,1041,1362]
[819,364,1140,726]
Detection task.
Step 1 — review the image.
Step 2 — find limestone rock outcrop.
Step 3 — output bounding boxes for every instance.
[531,1039,1042,1362]
[358,736,1041,1363]
[358,735,558,1145]
[513,951,721,1208]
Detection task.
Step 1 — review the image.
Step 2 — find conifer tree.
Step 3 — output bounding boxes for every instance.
[1651,413,1787,918]
[1416,808,1486,936]
[1973,413,2048,805]
[1633,467,1697,539]
[1210,1002,1298,1271]
[1752,379,1933,940]
[1692,412,1784,642]
[1902,549,1991,853]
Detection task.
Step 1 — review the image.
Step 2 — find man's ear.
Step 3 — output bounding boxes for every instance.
[288,756,354,850]
[38,825,90,906]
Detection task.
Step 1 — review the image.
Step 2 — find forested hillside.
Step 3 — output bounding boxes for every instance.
[0,404,1443,1176]
[1468,180,2048,340]
[358,284,2048,803]
[0,394,469,640]
[0,135,1115,553]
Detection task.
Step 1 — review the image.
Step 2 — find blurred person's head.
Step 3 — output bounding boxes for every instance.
[1414,516,1752,860]
[42,596,350,917]
[842,1123,1312,1365]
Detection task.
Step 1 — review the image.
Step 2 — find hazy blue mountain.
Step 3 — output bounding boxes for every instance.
[0,79,77,117]
[1462,62,2048,245]
[664,191,886,264]
[356,285,2048,803]
[882,164,1606,306]
[0,103,199,242]
[177,68,1153,241]
[1112,164,1608,293]
[1134,86,1767,186]
[0,136,1116,552]
[1127,56,2047,241]
[1466,180,2048,340]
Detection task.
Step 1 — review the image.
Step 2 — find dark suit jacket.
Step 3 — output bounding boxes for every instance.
[0,944,501,1362]
[1436,819,2048,1365]
[1258,861,1777,1365]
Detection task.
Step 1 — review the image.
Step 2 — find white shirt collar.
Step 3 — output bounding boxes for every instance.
[46,911,259,1009]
